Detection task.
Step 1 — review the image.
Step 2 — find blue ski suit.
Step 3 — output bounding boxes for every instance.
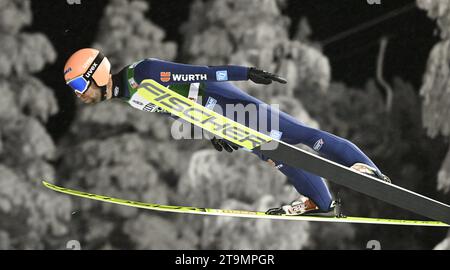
[112,58,380,211]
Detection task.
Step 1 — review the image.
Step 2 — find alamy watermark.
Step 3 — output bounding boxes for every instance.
[366,240,381,250]
[367,0,381,5]
[67,0,81,5]
[66,240,81,250]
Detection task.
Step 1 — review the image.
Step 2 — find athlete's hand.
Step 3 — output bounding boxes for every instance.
[210,137,239,153]
[248,67,287,85]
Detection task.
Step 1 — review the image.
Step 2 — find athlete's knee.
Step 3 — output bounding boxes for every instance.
[341,137,359,150]
[314,192,333,212]
[326,135,359,155]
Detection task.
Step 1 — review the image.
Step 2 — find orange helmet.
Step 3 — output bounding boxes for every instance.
[64,48,111,94]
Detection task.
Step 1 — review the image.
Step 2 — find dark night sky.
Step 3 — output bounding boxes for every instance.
[288,0,438,85]
[28,0,438,139]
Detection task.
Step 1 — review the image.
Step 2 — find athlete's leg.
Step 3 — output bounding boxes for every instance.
[203,82,333,211]
[203,82,380,172]
[255,152,333,211]
[202,82,379,211]
[279,114,380,170]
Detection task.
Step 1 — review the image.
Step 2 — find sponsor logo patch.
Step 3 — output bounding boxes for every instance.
[160,72,171,83]
[129,78,139,88]
[64,67,72,75]
[85,63,98,79]
[275,164,284,169]
[160,73,208,83]
[172,73,208,82]
[270,130,283,140]
[143,103,157,112]
[130,93,167,113]
[205,97,217,110]
[313,138,324,151]
[114,86,120,97]
[216,70,228,81]
[132,100,143,106]
[143,103,166,113]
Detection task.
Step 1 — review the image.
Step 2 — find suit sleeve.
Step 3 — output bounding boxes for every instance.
[133,58,249,85]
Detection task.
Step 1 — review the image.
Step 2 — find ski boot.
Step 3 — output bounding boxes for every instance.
[266,195,334,216]
[351,163,391,183]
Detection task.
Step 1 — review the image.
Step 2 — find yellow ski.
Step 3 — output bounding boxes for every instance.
[43,181,449,227]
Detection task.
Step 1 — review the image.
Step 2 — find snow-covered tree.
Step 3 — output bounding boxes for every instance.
[0,0,71,249]
[57,0,188,249]
[417,0,450,250]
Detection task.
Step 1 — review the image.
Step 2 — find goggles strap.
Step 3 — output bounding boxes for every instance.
[91,52,108,100]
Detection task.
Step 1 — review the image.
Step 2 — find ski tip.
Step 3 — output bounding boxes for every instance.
[42,180,55,189]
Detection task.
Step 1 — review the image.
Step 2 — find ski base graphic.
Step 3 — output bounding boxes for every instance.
[43,181,449,227]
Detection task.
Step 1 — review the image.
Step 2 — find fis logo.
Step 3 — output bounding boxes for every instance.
[160,72,208,83]
[216,70,228,81]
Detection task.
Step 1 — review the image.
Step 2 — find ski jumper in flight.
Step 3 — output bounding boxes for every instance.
[64,48,390,216]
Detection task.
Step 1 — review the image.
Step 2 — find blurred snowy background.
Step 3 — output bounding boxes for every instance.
[0,0,449,249]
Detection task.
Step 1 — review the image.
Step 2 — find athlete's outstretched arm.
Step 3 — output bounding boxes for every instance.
[135,58,247,84]
[134,58,287,85]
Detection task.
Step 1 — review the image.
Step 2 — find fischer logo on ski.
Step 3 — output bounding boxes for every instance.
[137,80,273,150]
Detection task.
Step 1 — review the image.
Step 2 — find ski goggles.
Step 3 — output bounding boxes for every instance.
[66,52,105,94]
